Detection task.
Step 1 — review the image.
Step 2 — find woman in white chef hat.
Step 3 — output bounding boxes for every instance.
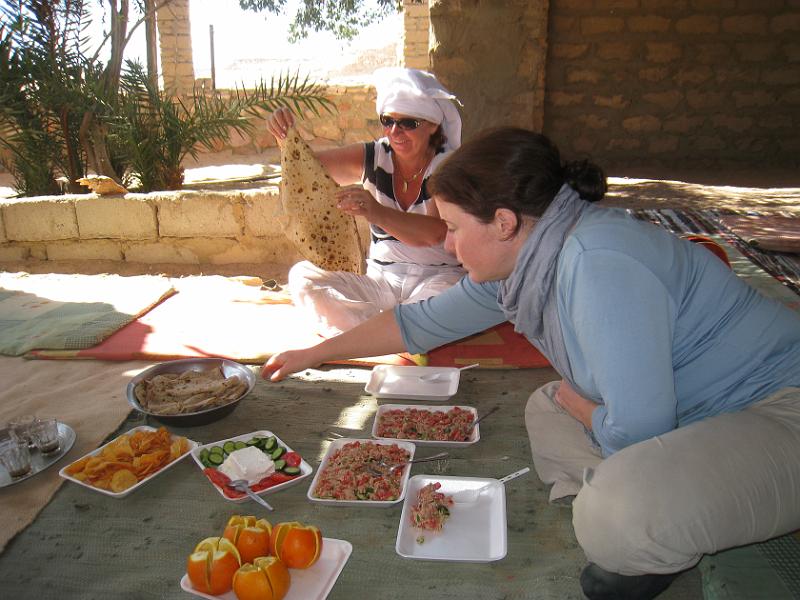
[267,67,466,336]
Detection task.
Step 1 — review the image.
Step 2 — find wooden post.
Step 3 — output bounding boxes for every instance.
[209,24,216,91]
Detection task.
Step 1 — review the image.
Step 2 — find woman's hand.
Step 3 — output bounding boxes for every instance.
[266,107,295,143]
[261,348,320,381]
[335,185,379,220]
[555,380,599,430]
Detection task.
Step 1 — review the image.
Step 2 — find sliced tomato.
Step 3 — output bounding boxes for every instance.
[283,451,302,467]
[204,467,230,487]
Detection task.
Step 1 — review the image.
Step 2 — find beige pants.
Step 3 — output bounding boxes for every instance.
[525,382,800,576]
[288,260,464,336]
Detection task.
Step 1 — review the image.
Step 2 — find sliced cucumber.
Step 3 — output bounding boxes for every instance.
[199,449,209,462]
[245,438,261,447]
[233,441,247,450]
[283,466,301,476]
[222,441,236,454]
[270,446,285,460]
[209,446,224,455]
[263,436,277,452]
[207,453,224,466]
[273,459,286,471]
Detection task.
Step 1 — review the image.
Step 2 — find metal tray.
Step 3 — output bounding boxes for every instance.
[0,422,76,488]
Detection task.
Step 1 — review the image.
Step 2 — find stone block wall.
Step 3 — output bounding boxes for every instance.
[200,84,382,158]
[429,0,550,139]
[544,0,800,172]
[403,0,431,69]
[157,0,195,95]
[0,187,372,273]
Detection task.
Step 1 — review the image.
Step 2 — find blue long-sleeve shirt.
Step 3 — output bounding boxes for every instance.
[396,208,800,456]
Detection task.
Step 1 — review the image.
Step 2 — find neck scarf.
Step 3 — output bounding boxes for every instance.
[373,67,463,150]
[497,184,588,384]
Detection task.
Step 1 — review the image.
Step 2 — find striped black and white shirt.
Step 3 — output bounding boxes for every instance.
[361,138,461,268]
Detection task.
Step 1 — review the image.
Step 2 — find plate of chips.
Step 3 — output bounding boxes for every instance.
[59,426,197,498]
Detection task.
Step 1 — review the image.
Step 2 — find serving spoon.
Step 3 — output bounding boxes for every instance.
[418,363,480,382]
[229,479,274,511]
[452,467,530,503]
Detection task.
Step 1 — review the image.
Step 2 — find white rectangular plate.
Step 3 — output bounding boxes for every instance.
[372,404,480,447]
[307,438,415,507]
[191,430,312,502]
[396,474,507,562]
[180,537,352,600]
[365,365,460,401]
[58,426,197,498]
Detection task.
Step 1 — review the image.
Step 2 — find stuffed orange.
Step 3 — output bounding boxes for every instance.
[233,556,291,600]
[270,521,322,569]
[224,515,273,564]
[187,536,242,595]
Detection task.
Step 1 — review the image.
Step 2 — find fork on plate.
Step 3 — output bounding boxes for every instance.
[363,452,449,477]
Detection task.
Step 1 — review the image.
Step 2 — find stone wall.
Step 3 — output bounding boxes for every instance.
[429,0,550,138]
[544,0,800,172]
[157,0,195,95]
[205,84,382,157]
[403,0,431,69]
[0,187,371,272]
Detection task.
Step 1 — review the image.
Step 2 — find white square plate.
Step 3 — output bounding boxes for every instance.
[191,430,312,502]
[372,404,480,447]
[180,537,352,600]
[59,426,198,498]
[396,474,507,562]
[307,438,415,507]
[364,365,460,401]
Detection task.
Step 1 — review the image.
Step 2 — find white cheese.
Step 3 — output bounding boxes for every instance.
[218,446,275,484]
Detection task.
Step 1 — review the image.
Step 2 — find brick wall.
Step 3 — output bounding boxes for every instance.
[544,0,800,172]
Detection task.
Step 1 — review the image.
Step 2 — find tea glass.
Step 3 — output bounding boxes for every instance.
[30,418,61,454]
[9,414,39,447]
[0,439,32,478]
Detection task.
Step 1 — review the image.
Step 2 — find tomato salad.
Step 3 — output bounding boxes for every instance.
[376,406,475,442]
[312,440,410,501]
[410,481,453,532]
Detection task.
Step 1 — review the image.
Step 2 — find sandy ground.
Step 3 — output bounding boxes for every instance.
[1,151,798,280]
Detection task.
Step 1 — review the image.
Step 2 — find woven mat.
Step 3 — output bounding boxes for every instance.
[632,208,800,300]
[0,357,154,553]
[0,272,175,356]
[30,275,550,369]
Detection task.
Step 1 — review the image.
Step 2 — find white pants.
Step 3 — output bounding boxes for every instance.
[525,382,800,576]
[287,260,464,336]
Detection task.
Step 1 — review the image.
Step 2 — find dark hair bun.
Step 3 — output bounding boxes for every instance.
[563,159,607,203]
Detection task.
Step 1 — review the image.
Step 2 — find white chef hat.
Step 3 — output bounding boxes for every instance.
[373,67,463,150]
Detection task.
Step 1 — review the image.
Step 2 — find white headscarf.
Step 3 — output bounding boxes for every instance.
[373,67,463,151]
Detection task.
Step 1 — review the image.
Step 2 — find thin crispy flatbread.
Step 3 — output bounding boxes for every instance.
[280,129,366,274]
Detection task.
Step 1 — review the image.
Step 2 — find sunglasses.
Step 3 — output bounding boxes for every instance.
[379,114,421,130]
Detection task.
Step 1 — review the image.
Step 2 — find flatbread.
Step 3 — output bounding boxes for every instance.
[280,129,366,274]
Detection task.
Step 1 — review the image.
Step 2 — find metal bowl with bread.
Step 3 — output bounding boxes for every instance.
[126,358,256,427]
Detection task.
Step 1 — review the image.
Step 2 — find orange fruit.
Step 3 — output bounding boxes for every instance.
[223,515,273,563]
[270,521,323,569]
[233,556,291,600]
[187,537,242,595]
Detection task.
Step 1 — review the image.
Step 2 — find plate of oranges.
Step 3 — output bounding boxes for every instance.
[181,516,352,600]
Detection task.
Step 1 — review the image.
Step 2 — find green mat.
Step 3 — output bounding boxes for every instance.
[701,533,800,599]
[0,272,174,356]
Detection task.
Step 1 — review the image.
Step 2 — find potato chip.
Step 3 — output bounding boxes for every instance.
[63,427,190,492]
[110,469,138,492]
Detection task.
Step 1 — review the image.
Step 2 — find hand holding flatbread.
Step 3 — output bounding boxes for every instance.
[279,129,366,274]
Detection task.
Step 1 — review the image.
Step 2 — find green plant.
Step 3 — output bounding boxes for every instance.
[113,61,334,192]
[0,0,93,195]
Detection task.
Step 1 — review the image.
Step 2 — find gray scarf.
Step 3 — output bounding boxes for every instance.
[497,184,588,385]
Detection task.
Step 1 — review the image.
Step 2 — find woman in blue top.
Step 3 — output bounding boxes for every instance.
[263,128,800,599]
